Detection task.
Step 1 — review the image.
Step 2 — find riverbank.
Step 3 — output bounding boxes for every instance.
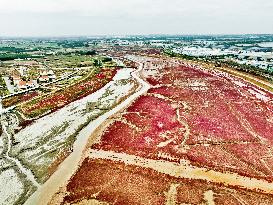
[25,63,150,205]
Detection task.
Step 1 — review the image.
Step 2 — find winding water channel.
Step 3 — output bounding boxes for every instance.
[25,62,149,205]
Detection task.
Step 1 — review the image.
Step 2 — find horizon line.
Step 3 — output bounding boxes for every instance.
[1,33,273,39]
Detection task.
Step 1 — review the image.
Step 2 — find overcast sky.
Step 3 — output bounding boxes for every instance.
[0,0,273,36]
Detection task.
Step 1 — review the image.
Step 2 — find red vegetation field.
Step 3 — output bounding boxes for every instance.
[63,158,273,205]
[2,91,39,108]
[93,95,185,159]
[92,61,273,181]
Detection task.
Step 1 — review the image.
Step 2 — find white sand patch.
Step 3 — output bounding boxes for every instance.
[12,68,136,172]
[248,88,270,101]
[204,190,215,205]
[73,199,109,205]
[0,169,24,205]
[190,81,206,87]
[165,183,179,205]
[233,80,247,87]
[0,159,11,169]
[113,68,134,80]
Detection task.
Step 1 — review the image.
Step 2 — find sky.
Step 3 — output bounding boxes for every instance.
[0,0,273,36]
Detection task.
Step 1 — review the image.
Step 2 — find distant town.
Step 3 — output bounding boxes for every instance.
[1,34,273,97]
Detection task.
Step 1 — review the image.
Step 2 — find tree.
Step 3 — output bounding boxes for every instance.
[94,59,103,67]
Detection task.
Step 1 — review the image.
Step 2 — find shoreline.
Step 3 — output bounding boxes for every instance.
[25,62,150,205]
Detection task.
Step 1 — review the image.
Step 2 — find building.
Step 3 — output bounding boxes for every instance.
[16,80,35,90]
[38,69,56,83]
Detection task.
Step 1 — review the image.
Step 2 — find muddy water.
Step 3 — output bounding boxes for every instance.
[25,62,150,205]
